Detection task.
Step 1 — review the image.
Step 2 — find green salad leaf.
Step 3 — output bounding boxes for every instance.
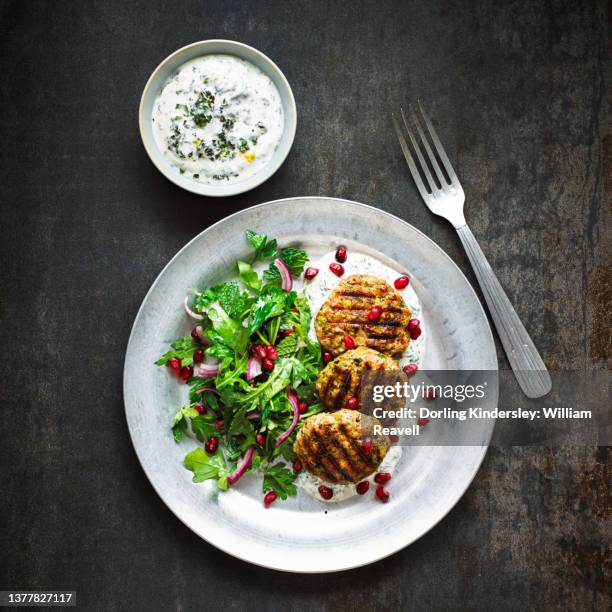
[246,229,278,261]
[237,260,262,293]
[184,448,229,490]
[262,463,298,500]
[155,336,200,366]
[263,247,309,283]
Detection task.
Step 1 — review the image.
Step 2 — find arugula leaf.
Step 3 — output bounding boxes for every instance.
[275,333,298,358]
[262,463,298,500]
[246,229,277,261]
[190,415,217,442]
[171,406,200,443]
[263,247,309,283]
[184,447,229,490]
[207,305,249,354]
[155,336,199,366]
[237,260,262,293]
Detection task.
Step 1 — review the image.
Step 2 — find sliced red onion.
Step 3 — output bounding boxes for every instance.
[196,359,219,378]
[274,258,292,291]
[184,296,204,320]
[227,445,255,486]
[246,356,262,381]
[193,325,211,346]
[246,411,261,420]
[275,388,300,447]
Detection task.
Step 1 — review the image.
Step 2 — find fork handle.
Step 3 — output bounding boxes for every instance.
[456,224,552,398]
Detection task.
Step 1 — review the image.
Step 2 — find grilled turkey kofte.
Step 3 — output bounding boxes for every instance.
[315,274,412,356]
[294,409,389,484]
[316,347,399,410]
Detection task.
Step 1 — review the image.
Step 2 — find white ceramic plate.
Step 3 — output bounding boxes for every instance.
[139,40,297,197]
[123,197,498,572]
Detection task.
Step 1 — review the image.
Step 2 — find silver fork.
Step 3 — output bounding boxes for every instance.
[393,102,551,398]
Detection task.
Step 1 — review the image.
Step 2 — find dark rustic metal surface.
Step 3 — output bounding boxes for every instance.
[1,1,609,610]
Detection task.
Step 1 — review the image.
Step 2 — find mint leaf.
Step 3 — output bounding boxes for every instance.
[184,447,229,489]
[262,463,298,500]
[217,281,251,319]
[275,333,298,358]
[246,230,277,261]
[237,260,262,293]
[263,247,309,282]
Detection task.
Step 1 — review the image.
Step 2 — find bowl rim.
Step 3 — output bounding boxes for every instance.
[138,39,297,197]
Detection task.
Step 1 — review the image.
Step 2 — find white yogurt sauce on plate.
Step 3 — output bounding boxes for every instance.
[296,445,404,503]
[303,251,426,368]
[152,54,284,185]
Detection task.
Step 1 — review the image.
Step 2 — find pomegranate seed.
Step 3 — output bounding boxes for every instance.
[376,485,390,503]
[329,262,344,277]
[194,404,206,414]
[263,491,278,507]
[424,388,436,400]
[409,326,422,340]
[293,459,303,472]
[178,365,193,381]
[362,437,373,454]
[251,344,267,360]
[318,485,333,500]
[403,363,418,377]
[368,306,382,321]
[298,401,308,414]
[394,275,410,290]
[215,419,224,430]
[335,245,347,263]
[191,326,202,341]
[346,397,359,410]
[343,335,356,350]
[204,437,218,454]
[256,433,266,446]
[283,328,296,337]
[323,351,333,363]
[193,348,204,364]
[408,319,420,331]
[304,267,319,280]
[417,417,430,426]
[356,481,370,495]
[265,345,278,360]
[262,357,275,371]
[374,472,392,484]
[167,357,181,371]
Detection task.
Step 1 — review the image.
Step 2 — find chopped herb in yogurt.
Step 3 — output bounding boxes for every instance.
[152,55,284,184]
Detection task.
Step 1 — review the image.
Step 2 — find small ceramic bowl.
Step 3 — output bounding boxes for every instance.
[139,40,297,197]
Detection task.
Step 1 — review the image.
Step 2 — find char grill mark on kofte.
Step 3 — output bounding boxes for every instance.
[316,347,399,411]
[315,274,411,356]
[293,410,390,485]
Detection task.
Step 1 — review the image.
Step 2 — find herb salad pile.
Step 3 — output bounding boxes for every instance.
[155,230,324,504]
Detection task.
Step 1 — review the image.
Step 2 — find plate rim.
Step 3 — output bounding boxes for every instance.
[123,196,498,572]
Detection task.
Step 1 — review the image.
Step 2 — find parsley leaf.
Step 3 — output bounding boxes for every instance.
[246,230,277,261]
[262,463,298,500]
[184,447,229,490]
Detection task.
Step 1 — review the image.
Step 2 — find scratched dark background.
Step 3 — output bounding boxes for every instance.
[1,1,610,610]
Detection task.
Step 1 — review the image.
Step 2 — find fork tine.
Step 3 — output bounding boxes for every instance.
[417,100,459,185]
[392,112,431,201]
[400,107,438,195]
[411,108,447,189]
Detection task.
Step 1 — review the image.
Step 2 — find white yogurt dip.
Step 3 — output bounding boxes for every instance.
[296,445,404,503]
[152,54,284,184]
[303,251,425,368]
